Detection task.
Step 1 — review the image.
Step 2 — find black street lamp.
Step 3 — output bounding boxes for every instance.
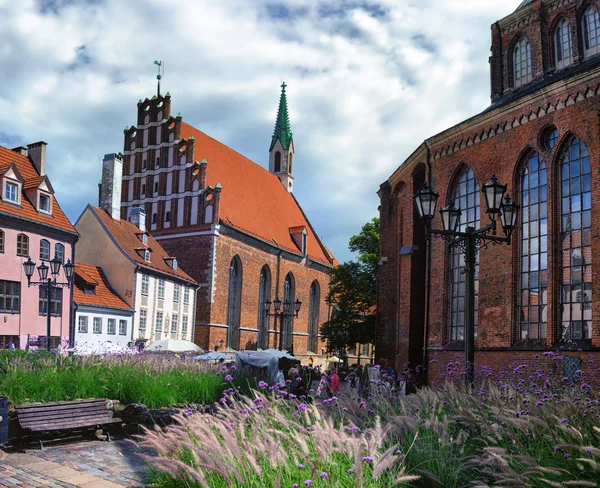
[23,256,75,351]
[264,295,302,351]
[415,174,519,385]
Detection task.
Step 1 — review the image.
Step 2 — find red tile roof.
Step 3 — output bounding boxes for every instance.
[89,206,197,284]
[74,262,131,311]
[181,123,335,266]
[0,146,76,235]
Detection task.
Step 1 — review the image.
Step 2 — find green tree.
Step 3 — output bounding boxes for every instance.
[320,218,379,353]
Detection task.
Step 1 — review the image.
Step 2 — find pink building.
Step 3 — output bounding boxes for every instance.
[0,142,78,349]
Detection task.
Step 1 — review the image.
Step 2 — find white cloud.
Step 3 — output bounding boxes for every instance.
[0,0,519,262]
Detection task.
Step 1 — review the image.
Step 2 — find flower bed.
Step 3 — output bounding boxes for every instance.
[0,350,223,408]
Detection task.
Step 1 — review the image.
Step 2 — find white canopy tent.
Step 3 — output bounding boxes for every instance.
[145,339,204,353]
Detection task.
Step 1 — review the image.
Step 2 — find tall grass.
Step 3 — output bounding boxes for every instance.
[0,350,223,408]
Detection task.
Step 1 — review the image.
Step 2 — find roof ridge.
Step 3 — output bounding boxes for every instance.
[269,81,293,151]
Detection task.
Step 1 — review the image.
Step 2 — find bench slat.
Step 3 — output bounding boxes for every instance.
[23,417,122,433]
[16,399,108,409]
[16,401,108,414]
[18,410,113,425]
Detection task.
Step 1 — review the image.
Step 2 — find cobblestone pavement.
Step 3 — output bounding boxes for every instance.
[0,437,152,487]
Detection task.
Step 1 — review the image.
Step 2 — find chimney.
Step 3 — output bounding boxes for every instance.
[99,153,123,221]
[130,207,146,232]
[27,141,48,176]
[11,146,27,156]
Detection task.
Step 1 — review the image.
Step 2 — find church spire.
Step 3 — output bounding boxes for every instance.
[270,81,293,151]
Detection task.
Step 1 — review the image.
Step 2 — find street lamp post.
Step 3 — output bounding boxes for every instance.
[23,256,75,351]
[415,175,519,385]
[264,296,302,351]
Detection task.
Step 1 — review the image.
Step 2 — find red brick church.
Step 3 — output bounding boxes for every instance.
[102,81,335,359]
[378,0,600,381]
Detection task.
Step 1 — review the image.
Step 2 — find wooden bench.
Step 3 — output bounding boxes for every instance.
[16,398,121,449]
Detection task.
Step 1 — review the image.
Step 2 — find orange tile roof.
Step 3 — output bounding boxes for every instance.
[89,206,197,284]
[181,123,335,266]
[0,146,76,235]
[74,262,132,311]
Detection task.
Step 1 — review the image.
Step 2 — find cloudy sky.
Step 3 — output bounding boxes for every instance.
[0,0,521,262]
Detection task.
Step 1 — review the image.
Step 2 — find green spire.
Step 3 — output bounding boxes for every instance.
[270,81,293,151]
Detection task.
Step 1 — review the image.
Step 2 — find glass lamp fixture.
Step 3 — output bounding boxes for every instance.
[482,174,507,217]
[414,182,439,224]
[499,194,520,236]
[440,202,462,232]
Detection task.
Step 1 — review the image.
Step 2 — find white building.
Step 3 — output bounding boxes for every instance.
[73,262,134,354]
[74,173,198,347]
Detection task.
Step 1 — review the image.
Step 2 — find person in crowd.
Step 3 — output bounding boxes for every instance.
[288,368,308,398]
[327,369,340,397]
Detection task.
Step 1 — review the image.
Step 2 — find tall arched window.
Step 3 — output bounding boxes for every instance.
[514,38,532,87]
[520,151,548,340]
[274,152,281,173]
[257,265,271,349]
[449,167,480,341]
[583,6,600,56]
[560,137,592,340]
[54,243,65,263]
[16,234,28,257]
[39,239,50,261]
[555,19,573,68]
[308,281,320,353]
[282,273,295,351]
[227,256,242,349]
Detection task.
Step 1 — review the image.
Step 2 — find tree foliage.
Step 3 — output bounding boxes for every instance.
[320,218,379,353]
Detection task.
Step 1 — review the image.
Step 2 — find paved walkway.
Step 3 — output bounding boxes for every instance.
[0,438,151,487]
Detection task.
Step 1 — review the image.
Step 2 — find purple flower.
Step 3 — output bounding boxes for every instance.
[564,453,571,459]
[362,456,374,463]
[298,403,307,412]
[359,401,366,409]
[242,409,249,415]
[258,381,268,390]
[293,484,299,488]
[297,463,304,469]
[319,472,328,479]
[219,397,227,404]
[221,365,228,371]
[304,480,312,487]
[225,375,233,381]
[561,418,568,424]
[348,468,355,474]
[350,426,360,432]
[230,365,236,371]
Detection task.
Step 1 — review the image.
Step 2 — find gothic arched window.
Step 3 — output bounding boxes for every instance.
[560,137,592,340]
[555,19,573,68]
[227,256,243,349]
[274,152,281,173]
[520,151,548,340]
[583,6,600,56]
[257,265,271,349]
[514,38,532,87]
[449,167,480,341]
[308,281,320,353]
[282,273,295,351]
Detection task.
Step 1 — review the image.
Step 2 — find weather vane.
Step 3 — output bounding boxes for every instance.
[154,60,163,97]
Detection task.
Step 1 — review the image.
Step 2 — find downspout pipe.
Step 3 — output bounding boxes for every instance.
[421,141,433,386]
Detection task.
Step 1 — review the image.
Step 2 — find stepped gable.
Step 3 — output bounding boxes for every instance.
[89,205,197,283]
[180,123,335,266]
[0,145,76,234]
[73,262,131,310]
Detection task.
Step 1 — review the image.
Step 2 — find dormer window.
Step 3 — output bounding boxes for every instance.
[164,257,178,270]
[144,249,151,262]
[555,19,573,69]
[141,233,148,245]
[5,181,18,204]
[513,38,532,88]
[583,7,600,57]
[173,258,178,270]
[39,193,51,214]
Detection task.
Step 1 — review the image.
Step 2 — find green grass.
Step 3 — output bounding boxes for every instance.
[0,350,224,408]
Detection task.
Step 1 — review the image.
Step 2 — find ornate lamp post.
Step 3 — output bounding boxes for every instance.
[415,175,519,385]
[264,296,302,351]
[23,256,75,351]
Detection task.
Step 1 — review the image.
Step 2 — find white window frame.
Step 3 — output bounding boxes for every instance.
[583,7,600,57]
[93,317,102,334]
[78,316,88,333]
[173,284,180,303]
[171,313,178,333]
[144,249,151,262]
[141,274,149,295]
[119,319,127,336]
[39,240,50,261]
[182,315,188,335]
[155,311,163,332]
[139,309,147,331]
[158,279,165,299]
[4,181,19,204]
[107,318,116,335]
[39,192,52,214]
[184,287,190,305]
